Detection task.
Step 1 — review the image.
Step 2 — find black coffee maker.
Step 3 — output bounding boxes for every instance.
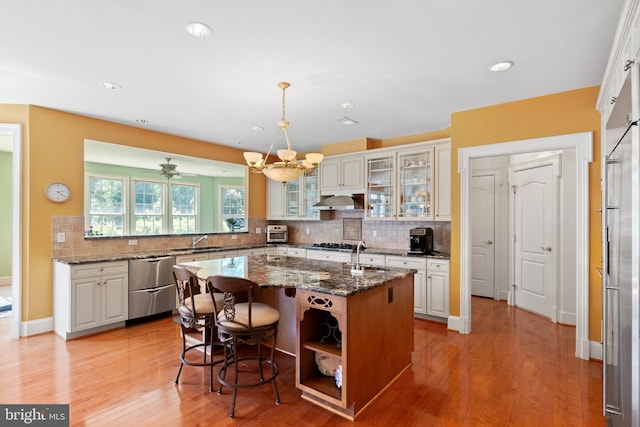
[409,227,434,254]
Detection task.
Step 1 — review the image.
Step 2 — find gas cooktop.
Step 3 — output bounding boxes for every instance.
[308,243,359,252]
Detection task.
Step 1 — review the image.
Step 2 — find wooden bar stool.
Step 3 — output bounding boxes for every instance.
[173,266,224,392]
[206,275,280,418]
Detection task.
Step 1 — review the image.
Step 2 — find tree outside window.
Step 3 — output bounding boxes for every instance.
[221,186,245,232]
[87,176,125,236]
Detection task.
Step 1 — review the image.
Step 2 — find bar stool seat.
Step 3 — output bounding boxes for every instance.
[173,266,225,392]
[206,275,281,418]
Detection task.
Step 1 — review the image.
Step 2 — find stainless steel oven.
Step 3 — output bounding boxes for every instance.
[266,224,288,243]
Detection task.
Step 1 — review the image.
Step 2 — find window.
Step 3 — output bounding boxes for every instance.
[133,180,164,235]
[171,183,198,234]
[86,174,200,236]
[220,186,245,232]
[87,175,126,236]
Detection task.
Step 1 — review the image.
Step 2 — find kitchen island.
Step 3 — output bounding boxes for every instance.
[180,254,415,420]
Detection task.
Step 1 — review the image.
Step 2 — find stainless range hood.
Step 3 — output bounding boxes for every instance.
[313,195,364,210]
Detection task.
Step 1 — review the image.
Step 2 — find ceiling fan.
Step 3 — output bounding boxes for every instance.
[159,158,181,180]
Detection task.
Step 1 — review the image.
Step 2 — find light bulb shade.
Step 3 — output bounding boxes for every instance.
[277,149,297,162]
[263,165,305,183]
[305,152,324,165]
[301,159,313,168]
[243,152,263,166]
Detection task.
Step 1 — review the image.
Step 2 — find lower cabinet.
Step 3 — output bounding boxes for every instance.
[385,256,428,315]
[54,260,129,340]
[426,259,450,318]
[306,249,352,263]
[236,247,265,256]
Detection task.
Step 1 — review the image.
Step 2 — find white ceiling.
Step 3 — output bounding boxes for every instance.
[0,0,625,154]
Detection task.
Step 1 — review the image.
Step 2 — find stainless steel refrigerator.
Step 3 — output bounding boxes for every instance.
[603,64,640,427]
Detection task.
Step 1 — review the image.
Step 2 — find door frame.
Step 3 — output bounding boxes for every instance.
[1,123,22,339]
[457,132,592,360]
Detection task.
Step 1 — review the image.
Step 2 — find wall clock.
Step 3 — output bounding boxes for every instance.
[45,182,71,203]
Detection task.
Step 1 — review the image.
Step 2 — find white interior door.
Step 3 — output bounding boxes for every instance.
[513,162,558,320]
[471,174,495,298]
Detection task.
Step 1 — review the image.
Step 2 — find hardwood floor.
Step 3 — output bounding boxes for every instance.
[0,297,604,426]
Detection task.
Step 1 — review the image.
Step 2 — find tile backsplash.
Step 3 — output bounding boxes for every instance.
[52,212,450,259]
[272,210,451,254]
[51,216,268,259]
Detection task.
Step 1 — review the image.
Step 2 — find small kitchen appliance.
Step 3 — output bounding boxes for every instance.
[409,227,434,255]
[266,224,288,243]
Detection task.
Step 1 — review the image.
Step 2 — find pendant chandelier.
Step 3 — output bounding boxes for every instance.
[243,82,324,183]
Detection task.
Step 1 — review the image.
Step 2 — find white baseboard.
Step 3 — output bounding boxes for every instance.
[0,276,11,286]
[558,310,576,326]
[20,317,54,337]
[447,315,461,332]
[589,341,603,361]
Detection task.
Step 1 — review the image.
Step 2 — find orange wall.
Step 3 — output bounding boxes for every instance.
[450,86,603,342]
[2,105,266,321]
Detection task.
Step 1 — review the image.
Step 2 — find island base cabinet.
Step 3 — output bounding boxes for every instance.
[296,275,414,420]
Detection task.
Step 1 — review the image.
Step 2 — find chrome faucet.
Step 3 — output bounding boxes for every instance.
[351,240,366,275]
[192,234,208,248]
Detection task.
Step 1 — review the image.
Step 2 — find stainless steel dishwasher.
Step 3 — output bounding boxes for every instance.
[128,256,176,321]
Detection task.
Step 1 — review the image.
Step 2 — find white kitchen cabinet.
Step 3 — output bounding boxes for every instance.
[236,247,265,256]
[434,142,451,221]
[306,249,352,263]
[287,247,307,258]
[265,246,288,256]
[426,259,450,319]
[175,253,210,263]
[267,167,320,220]
[267,178,286,220]
[208,250,238,259]
[54,260,128,340]
[354,253,386,267]
[320,154,365,195]
[365,153,396,220]
[398,146,434,220]
[385,255,427,315]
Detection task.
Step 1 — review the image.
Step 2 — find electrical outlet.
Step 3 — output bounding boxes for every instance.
[128,240,138,246]
[57,232,65,243]
[372,230,377,237]
[231,234,237,240]
[305,228,310,235]
[255,227,261,234]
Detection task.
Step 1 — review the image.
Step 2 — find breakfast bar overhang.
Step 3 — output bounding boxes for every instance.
[180,254,416,420]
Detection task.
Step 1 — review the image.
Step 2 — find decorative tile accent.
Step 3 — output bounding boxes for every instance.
[342,218,362,241]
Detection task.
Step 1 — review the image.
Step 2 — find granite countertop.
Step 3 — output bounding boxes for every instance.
[54,243,449,265]
[54,244,270,264]
[178,254,416,297]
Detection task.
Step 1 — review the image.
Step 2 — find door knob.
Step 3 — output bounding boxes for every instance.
[487,240,493,245]
[540,246,552,252]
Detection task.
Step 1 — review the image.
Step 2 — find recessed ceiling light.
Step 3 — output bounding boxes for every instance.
[235,141,244,145]
[337,116,358,126]
[340,102,355,109]
[101,81,121,90]
[252,126,264,131]
[490,61,514,72]
[136,119,149,124]
[186,21,213,38]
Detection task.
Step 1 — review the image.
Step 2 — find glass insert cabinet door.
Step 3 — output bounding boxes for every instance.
[398,148,433,219]
[285,178,300,216]
[366,155,395,219]
[302,168,320,219]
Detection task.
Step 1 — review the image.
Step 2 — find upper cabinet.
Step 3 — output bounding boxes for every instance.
[366,153,396,220]
[598,1,640,123]
[363,138,451,222]
[320,154,365,195]
[267,167,320,220]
